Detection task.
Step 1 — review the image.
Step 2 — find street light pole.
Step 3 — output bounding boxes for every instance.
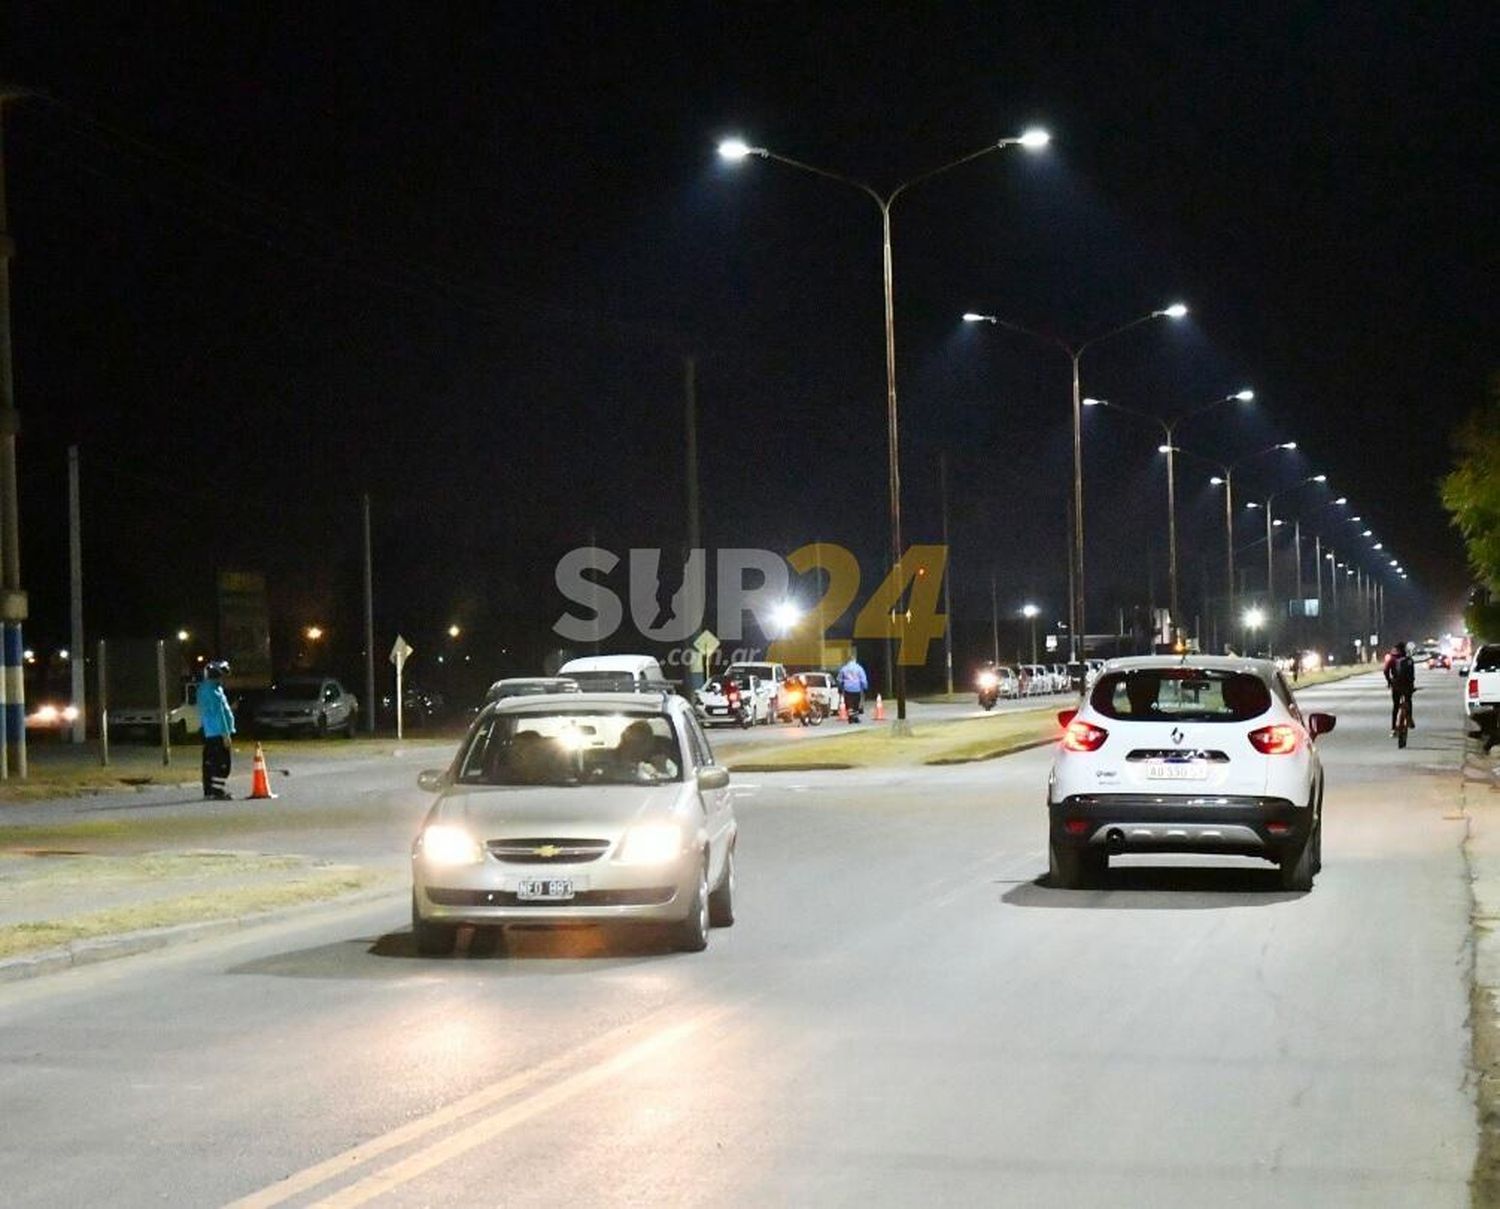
[989,569,999,666]
[1022,603,1040,664]
[723,130,1050,730]
[939,453,953,696]
[964,303,1188,661]
[0,94,28,778]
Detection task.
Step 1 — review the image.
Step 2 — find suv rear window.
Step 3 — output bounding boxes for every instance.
[1476,646,1500,674]
[1090,668,1272,722]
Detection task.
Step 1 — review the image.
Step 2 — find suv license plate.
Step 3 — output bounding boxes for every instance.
[518,878,574,901]
[1147,762,1208,781]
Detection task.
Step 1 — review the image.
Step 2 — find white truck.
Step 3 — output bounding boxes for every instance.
[724,660,788,723]
[1466,643,1500,748]
[109,680,201,741]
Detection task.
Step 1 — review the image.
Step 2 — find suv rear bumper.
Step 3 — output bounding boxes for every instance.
[1049,793,1310,858]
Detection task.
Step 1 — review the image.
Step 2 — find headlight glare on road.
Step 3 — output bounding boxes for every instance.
[618,823,684,865]
[420,824,485,866]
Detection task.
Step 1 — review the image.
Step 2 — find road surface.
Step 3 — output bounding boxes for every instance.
[0,671,1475,1206]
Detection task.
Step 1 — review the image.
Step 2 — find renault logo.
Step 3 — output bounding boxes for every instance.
[534,844,560,859]
[1170,727,1185,746]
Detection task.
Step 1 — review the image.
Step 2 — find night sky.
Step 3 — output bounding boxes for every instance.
[3,4,1496,689]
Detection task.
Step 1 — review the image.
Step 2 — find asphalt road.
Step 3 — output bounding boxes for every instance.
[0,671,1476,1206]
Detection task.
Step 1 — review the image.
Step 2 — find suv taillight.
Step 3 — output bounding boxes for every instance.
[1248,724,1299,755]
[1470,678,1480,699]
[1061,719,1109,752]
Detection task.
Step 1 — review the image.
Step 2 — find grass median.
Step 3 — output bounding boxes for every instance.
[0,849,399,959]
[726,707,1061,771]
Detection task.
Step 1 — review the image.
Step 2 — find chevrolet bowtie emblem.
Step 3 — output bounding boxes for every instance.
[535,844,560,858]
[1170,727,1185,745]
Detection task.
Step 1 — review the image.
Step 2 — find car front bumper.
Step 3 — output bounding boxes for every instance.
[1049,793,1310,858]
[413,850,699,926]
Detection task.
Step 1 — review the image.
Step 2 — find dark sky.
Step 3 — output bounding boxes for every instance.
[3,3,1496,682]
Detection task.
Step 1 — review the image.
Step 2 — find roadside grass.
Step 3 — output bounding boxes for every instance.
[0,799,409,852]
[0,736,455,804]
[0,862,397,958]
[727,707,1060,770]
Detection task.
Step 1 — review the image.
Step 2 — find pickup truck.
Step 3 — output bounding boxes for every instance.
[110,681,201,741]
[1467,643,1500,747]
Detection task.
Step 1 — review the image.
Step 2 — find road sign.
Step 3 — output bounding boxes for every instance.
[389,635,413,671]
[693,629,720,658]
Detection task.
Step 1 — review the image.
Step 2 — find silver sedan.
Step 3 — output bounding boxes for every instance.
[410,692,737,955]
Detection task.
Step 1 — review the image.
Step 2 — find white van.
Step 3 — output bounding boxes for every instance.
[724,660,788,722]
[556,655,670,694]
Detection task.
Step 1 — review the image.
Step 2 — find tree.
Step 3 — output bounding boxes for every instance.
[1441,376,1500,638]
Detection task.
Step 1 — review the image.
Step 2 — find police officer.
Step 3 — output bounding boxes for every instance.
[198,660,236,799]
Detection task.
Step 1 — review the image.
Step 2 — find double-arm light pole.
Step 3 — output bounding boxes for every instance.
[962,304,1187,660]
[1081,389,1253,645]
[1246,474,1327,648]
[721,129,1050,728]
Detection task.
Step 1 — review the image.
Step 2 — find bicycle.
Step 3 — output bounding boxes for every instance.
[1393,690,1415,749]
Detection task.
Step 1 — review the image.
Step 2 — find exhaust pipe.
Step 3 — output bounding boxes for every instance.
[1106,828,1126,852]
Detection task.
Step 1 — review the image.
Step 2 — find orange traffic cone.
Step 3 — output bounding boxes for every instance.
[249,743,277,800]
[837,696,848,722]
[874,694,885,721]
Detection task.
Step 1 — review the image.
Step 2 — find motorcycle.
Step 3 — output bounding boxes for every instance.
[784,680,824,727]
[976,668,1000,711]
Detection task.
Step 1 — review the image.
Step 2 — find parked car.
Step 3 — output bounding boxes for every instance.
[1466,644,1500,746]
[26,698,80,734]
[410,691,737,955]
[556,655,672,694]
[253,676,359,737]
[994,666,1021,699]
[1047,655,1335,891]
[723,660,788,722]
[797,671,840,715]
[695,670,761,727]
[109,679,201,741]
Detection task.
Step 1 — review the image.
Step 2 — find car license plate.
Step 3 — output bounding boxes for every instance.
[518,878,574,901]
[708,706,727,714]
[1147,761,1208,781]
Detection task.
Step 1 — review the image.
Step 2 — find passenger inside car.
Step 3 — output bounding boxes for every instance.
[613,720,679,782]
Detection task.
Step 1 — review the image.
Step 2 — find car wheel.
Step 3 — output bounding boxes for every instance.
[1048,838,1103,889]
[708,846,735,928]
[411,892,458,956]
[1279,832,1316,892]
[1311,817,1323,875]
[671,856,710,952]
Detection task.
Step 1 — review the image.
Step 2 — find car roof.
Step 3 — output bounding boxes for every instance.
[1099,654,1278,677]
[491,691,679,715]
[557,655,663,673]
[492,677,574,687]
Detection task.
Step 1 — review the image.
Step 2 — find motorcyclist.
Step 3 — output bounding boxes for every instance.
[837,651,869,722]
[1383,641,1416,735]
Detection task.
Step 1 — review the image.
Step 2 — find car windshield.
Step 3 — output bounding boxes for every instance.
[732,665,774,680]
[489,680,575,701]
[1476,646,1500,673]
[457,711,683,786]
[268,681,320,700]
[1090,668,1271,722]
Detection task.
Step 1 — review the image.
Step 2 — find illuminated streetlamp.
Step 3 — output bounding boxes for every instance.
[1082,387,1254,639]
[964,303,1189,659]
[722,129,1049,729]
[447,624,461,639]
[305,625,323,642]
[1021,603,1040,664]
[176,629,189,643]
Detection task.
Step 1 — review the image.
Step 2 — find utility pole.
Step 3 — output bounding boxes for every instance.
[939,453,953,695]
[68,446,84,743]
[362,493,375,735]
[0,96,28,779]
[684,355,702,689]
[989,569,999,666]
[1293,519,1303,650]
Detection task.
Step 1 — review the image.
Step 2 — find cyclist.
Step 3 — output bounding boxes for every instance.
[1383,641,1416,736]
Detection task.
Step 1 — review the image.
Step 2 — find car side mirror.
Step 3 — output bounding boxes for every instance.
[417,769,449,792]
[697,766,730,791]
[1308,713,1336,738]
[1057,708,1077,729]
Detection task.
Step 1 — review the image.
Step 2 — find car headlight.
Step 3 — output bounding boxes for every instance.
[62,706,79,722]
[977,671,998,689]
[617,823,685,865]
[34,705,58,723]
[419,824,485,866]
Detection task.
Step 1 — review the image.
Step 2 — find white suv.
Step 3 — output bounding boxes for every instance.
[1046,656,1335,892]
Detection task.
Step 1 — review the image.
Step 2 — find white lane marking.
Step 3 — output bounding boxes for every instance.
[306,1013,722,1208]
[224,1007,723,1208]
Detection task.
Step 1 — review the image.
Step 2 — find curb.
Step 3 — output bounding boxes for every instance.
[924,736,1057,766]
[0,883,402,986]
[1459,731,1500,1203]
[726,762,854,773]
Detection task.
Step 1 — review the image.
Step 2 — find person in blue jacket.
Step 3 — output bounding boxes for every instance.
[836,651,869,723]
[197,660,236,800]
